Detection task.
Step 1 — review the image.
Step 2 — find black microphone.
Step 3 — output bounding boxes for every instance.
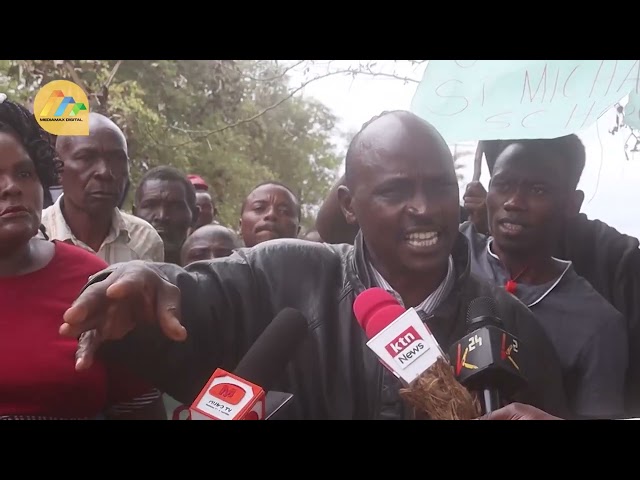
[234,307,309,391]
[448,297,527,414]
[190,307,309,420]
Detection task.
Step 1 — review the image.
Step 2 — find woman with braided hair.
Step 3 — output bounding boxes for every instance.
[0,94,165,419]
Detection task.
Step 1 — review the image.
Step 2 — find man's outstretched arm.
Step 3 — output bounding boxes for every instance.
[61,255,270,405]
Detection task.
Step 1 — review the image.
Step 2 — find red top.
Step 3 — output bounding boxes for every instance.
[0,241,159,419]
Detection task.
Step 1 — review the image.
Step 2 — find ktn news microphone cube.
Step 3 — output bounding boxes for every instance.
[366,308,446,385]
[190,368,266,420]
[448,325,527,395]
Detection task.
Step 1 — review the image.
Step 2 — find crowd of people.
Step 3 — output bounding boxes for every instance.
[1,91,639,420]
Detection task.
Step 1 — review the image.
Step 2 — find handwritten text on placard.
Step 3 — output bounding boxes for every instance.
[411,60,640,142]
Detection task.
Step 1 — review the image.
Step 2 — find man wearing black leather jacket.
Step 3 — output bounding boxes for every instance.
[60,111,569,420]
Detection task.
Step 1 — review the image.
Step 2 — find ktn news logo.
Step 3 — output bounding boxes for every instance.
[34,79,90,136]
[385,326,427,368]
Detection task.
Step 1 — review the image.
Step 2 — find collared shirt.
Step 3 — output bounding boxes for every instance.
[366,247,456,420]
[41,194,164,265]
[367,253,456,315]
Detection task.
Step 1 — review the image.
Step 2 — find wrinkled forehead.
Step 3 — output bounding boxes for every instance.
[352,116,455,184]
[353,145,457,189]
[247,184,297,205]
[139,178,188,201]
[58,124,127,156]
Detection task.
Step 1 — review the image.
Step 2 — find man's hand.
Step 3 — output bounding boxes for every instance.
[59,261,187,371]
[463,181,489,234]
[478,403,563,420]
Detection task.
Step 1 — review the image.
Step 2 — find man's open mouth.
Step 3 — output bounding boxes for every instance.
[404,231,439,248]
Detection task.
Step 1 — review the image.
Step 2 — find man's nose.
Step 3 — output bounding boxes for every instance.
[406,192,431,216]
[504,188,527,211]
[263,205,278,221]
[93,159,115,180]
[153,205,172,224]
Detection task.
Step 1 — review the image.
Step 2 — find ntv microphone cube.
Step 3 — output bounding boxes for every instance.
[190,369,266,420]
[449,326,526,394]
[366,308,445,385]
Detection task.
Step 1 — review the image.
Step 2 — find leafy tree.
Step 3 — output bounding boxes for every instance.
[0,60,343,230]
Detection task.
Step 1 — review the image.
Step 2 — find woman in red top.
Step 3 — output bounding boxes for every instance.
[0,95,165,419]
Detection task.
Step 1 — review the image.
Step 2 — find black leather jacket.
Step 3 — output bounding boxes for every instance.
[556,214,640,415]
[99,232,569,419]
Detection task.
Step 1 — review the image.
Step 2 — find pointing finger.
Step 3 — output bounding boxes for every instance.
[157,282,187,341]
[75,330,102,371]
[63,280,110,328]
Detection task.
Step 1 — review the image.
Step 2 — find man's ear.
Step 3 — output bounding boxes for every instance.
[132,204,137,215]
[566,189,584,217]
[296,224,302,236]
[337,185,357,225]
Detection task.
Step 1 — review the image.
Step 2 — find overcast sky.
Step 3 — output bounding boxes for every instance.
[289,60,640,241]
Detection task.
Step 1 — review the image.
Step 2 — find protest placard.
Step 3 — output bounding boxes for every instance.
[624,91,640,130]
[411,60,640,142]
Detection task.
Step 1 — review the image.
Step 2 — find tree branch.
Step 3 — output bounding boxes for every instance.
[349,69,421,84]
[160,68,354,148]
[62,61,91,95]
[244,60,306,82]
[104,60,123,89]
[152,62,424,149]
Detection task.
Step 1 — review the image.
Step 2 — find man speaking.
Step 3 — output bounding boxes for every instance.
[60,111,568,419]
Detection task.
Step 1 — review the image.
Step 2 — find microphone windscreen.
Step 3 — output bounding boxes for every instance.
[353,287,405,338]
[233,308,309,392]
[466,296,499,324]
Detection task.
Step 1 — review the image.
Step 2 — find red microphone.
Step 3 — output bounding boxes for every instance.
[353,287,407,338]
[354,288,482,420]
[353,288,446,386]
[190,308,308,420]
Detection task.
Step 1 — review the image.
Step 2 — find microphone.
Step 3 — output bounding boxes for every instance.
[353,287,446,386]
[353,287,482,420]
[189,307,308,420]
[448,297,527,414]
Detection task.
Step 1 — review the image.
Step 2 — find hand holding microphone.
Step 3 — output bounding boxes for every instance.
[449,297,527,414]
[353,288,480,420]
[353,289,528,419]
[478,403,562,420]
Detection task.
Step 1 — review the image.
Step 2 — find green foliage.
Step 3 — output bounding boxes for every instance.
[0,60,343,230]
